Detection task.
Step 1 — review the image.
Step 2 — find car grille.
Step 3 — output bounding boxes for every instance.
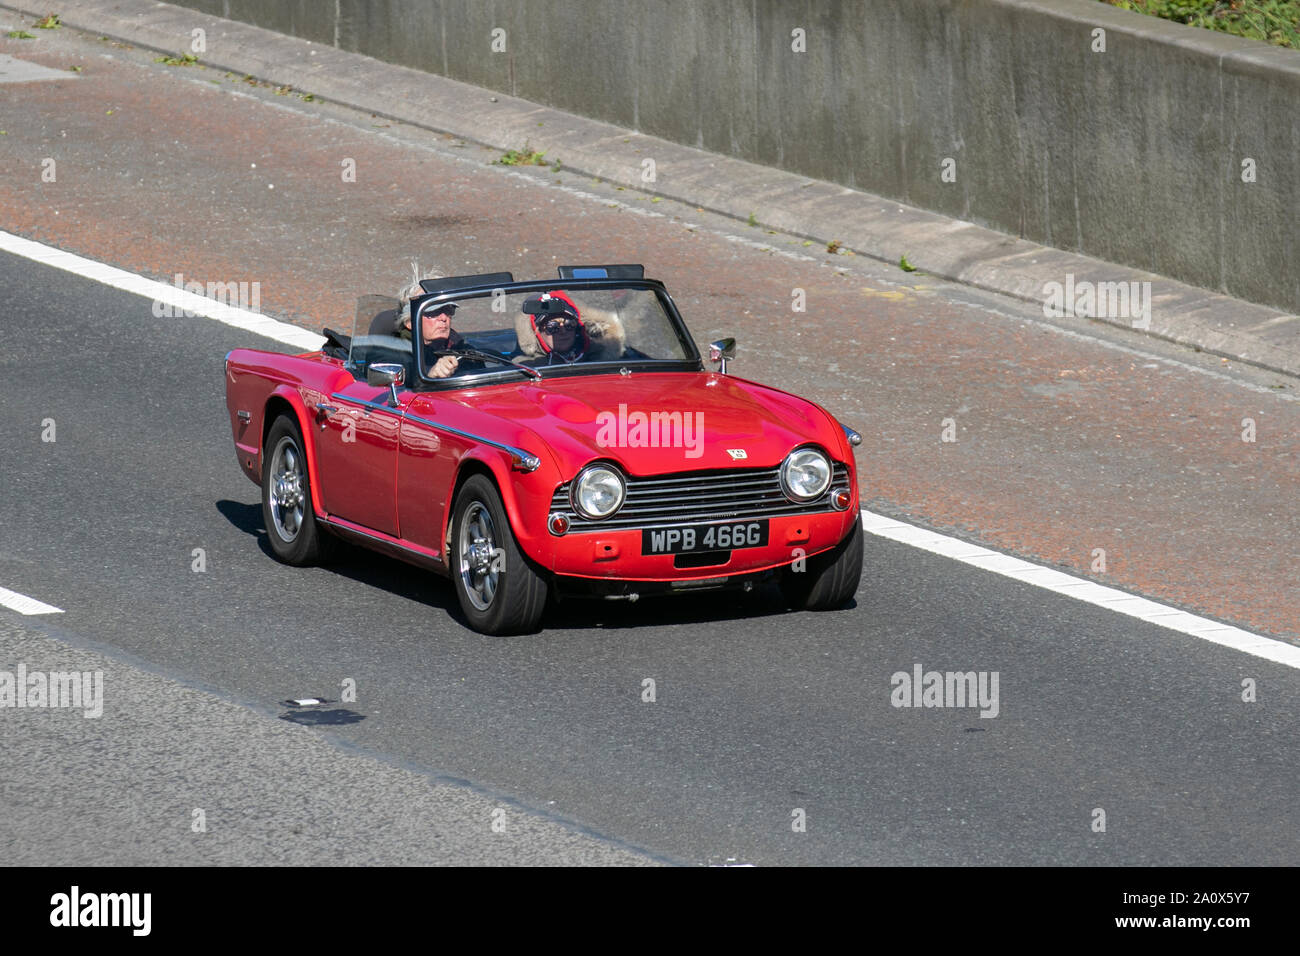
[551,462,851,531]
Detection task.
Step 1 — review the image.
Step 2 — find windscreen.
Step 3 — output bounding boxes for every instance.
[406,285,697,383]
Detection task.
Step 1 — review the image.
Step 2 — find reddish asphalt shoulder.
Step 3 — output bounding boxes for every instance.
[5,0,1299,378]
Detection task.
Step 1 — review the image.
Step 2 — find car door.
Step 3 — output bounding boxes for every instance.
[314,380,407,536]
[394,391,467,558]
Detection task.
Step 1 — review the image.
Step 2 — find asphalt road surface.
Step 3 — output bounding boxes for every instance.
[1,251,1296,865]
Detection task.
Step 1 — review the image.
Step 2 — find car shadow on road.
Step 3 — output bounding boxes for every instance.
[215,498,273,558]
[215,498,853,632]
[216,498,263,534]
[544,581,854,633]
[216,497,461,610]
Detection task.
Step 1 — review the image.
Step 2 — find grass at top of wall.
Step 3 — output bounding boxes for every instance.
[1100,0,1299,48]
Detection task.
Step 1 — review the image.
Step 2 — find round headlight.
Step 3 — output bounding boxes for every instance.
[781,447,831,502]
[571,464,626,519]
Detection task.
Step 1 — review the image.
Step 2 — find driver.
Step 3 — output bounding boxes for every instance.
[396,300,464,378]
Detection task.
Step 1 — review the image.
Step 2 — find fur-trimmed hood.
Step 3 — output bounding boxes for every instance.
[514,294,627,362]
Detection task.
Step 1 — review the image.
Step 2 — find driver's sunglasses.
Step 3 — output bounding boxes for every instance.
[540,317,579,334]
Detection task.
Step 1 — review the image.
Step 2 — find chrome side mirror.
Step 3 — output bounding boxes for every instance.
[367,362,405,406]
[708,337,736,374]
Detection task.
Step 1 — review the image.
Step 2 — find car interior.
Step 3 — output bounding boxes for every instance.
[339,266,685,386]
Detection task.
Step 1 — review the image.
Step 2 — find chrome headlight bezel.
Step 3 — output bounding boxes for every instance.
[569,463,626,519]
[780,446,832,502]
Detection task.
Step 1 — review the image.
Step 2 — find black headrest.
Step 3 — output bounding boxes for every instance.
[369,308,399,336]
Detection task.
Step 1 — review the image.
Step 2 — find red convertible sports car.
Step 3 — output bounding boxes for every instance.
[225,265,864,634]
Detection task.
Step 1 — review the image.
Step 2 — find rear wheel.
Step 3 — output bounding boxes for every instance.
[450,474,549,635]
[780,515,863,610]
[262,415,332,566]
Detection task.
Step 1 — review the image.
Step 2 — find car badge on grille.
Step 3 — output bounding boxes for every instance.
[726,449,747,460]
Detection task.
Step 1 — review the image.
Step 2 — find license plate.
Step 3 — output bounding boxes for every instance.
[642,520,769,555]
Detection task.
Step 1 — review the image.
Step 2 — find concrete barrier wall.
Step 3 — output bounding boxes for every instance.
[175,0,1300,313]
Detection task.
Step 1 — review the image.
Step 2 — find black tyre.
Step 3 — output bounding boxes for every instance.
[780,514,863,610]
[450,474,549,635]
[262,415,333,566]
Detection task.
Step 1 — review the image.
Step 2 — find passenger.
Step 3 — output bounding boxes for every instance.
[530,291,587,364]
[515,290,627,365]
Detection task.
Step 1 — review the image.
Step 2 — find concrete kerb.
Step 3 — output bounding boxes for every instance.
[5,0,1298,379]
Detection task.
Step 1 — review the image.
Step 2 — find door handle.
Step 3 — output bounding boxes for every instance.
[314,404,339,429]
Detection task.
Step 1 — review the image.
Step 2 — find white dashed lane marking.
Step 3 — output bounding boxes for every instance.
[0,586,64,616]
[0,53,79,84]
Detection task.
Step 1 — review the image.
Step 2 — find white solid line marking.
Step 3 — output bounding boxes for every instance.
[0,53,79,85]
[0,230,325,351]
[0,586,64,616]
[861,509,1300,671]
[2,232,1292,667]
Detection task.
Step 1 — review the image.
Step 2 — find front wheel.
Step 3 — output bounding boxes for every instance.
[450,474,549,635]
[262,415,332,566]
[780,514,863,610]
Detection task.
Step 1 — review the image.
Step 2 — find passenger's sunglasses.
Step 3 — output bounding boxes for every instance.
[539,317,579,334]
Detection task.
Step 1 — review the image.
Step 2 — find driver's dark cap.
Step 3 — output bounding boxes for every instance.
[426,301,458,317]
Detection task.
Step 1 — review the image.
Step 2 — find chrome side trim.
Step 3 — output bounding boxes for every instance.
[329,393,406,421]
[405,411,542,472]
[549,462,851,532]
[329,393,542,472]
